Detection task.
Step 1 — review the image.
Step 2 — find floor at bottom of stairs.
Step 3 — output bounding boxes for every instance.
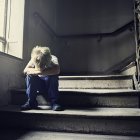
[0,129,140,140]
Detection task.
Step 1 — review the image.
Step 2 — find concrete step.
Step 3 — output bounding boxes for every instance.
[1,105,140,136]
[10,89,140,108]
[59,75,134,89]
[1,129,140,140]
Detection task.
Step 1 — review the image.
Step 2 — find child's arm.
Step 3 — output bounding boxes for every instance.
[23,60,36,74]
[24,61,60,76]
[24,55,60,76]
[41,63,60,75]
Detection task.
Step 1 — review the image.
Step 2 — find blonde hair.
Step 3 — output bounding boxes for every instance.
[31,46,52,69]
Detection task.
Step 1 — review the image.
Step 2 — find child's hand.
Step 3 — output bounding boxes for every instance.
[26,69,42,75]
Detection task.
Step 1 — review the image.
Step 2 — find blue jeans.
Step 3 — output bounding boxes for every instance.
[25,75,59,106]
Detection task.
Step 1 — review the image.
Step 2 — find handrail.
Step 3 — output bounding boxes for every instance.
[134,0,140,89]
[59,21,134,38]
[33,12,134,39]
[33,12,57,37]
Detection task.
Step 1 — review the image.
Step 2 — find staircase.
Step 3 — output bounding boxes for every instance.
[0,75,140,138]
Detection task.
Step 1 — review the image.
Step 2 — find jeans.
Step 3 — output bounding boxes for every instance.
[25,74,59,106]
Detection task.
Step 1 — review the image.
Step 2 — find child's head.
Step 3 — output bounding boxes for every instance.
[31,46,52,69]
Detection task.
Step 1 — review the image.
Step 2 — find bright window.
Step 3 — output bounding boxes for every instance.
[0,0,25,58]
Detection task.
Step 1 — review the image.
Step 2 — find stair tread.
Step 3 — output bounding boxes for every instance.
[11,88,140,94]
[1,105,140,118]
[60,89,139,94]
[59,75,132,80]
[1,129,140,140]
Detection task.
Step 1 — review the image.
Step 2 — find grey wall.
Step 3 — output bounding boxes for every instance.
[0,54,24,105]
[54,0,135,75]
[57,30,135,74]
[23,0,57,64]
[55,0,133,35]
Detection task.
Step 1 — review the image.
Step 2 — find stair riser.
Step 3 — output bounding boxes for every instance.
[1,111,140,136]
[59,80,133,89]
[11,91,139,108]
[59,93,139,108]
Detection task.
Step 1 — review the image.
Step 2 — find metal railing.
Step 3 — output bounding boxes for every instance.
[33,12,134,39]
[134,0,140,89]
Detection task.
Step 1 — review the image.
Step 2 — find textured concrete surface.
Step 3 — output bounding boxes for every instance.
[2,105,140,117]
[8,75,139,136]
[1,105,140,135]
[121,66,136,75]
[11,89,139,108]
[1,129,140,140]
[58,75,133,89]
[59,79,133,89]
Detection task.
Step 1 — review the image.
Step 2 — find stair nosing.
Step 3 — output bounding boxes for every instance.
[59,75,133,80]
[1,105,140,119]
[10,88,140,95]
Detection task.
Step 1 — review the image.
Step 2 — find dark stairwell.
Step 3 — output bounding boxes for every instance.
[1,0,140,139]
